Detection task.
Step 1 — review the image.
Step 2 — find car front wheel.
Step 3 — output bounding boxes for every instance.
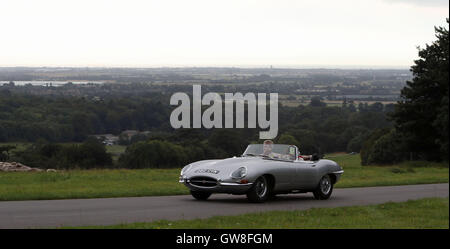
[190,190,212,200]
[246,176,270,203]
[313,175,333,200]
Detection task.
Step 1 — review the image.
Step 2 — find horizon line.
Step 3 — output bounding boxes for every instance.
[0,64,411,70]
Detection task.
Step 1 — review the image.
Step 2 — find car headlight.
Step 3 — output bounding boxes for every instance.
[231,167,247,179]
[181,165,192,175]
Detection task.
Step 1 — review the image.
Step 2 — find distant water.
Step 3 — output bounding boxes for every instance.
[0,81,104,87]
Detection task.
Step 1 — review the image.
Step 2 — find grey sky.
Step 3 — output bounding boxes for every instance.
[0,0,448,68]
[383,0,449,7]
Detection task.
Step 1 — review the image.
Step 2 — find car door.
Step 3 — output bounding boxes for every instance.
[263,160,295,191]
[293,161,318,189]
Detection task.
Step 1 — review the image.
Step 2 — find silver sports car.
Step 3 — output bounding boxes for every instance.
[179,143,344,202]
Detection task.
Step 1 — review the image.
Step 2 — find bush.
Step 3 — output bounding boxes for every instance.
[59,139,113,169]
[119,140,190,169]
[12,139,112,169]
[361,129,408,165]
[360,128,390,165]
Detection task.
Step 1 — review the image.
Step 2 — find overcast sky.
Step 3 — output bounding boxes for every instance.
[0,0,448,68]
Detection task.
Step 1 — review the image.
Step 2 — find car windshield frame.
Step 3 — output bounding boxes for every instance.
[242,144,297,161]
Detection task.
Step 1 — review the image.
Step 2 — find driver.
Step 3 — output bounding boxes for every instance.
[263,140,276,157]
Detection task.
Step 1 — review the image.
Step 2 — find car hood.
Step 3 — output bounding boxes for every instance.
[183,157,265,179]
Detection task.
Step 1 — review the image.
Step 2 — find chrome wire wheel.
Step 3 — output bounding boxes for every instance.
[313,175,333,200]
[255,177,268,198]
[320,176,331,195]
[247,176,271,203]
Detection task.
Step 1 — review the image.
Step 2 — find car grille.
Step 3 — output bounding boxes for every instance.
[189,176,218,187]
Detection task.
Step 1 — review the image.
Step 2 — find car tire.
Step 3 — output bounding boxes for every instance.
[313,175,333,200]
[246,176,270,203]
[190,190,212,201]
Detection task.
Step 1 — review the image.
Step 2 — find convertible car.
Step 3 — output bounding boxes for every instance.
[179,143,344,202]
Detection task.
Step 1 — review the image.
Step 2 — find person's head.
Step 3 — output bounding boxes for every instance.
[263,140,274,155]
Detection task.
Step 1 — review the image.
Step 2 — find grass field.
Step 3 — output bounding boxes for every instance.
[277,95,397,107]
[105,145,126,155]
[0,153,448,201]
[329,153,448,188]
[105,145,126,161]
[70,197,449,229]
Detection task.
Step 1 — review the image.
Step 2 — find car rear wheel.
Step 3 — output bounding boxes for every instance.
[313,175,333,200]
[190,190,212,201]
[246,176,270,203]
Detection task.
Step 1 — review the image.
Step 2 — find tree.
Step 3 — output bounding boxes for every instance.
[0,145,16,161]
[75,138,113,168]
[346,135,363,153]
[366,129,408,165]
[360,128,390,165]
[390,19,449,161]
[119,140,188,169]
[309,96,326,107]
[277,134,299,146]
[12,139,112,169]
[348,103,357,112]
[369,102,384,112]
[208,129,248,157]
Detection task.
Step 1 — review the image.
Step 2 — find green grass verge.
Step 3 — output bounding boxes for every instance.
[330,153,449,188]
[71,198,449,229]
[0,154,448,201]
[0,168,187,201]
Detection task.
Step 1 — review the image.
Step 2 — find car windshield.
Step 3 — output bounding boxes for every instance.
[243,144,296,161]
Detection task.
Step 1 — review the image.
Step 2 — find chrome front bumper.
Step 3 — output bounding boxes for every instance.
[331,170,344,183]
[179,177,253,194]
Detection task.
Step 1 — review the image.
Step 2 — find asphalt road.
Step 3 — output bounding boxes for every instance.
[0,183,448,228]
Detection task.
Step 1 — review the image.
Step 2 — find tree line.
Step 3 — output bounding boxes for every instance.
[2,98,394,169]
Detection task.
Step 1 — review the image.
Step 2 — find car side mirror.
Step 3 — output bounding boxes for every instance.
[311,153,319,161]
